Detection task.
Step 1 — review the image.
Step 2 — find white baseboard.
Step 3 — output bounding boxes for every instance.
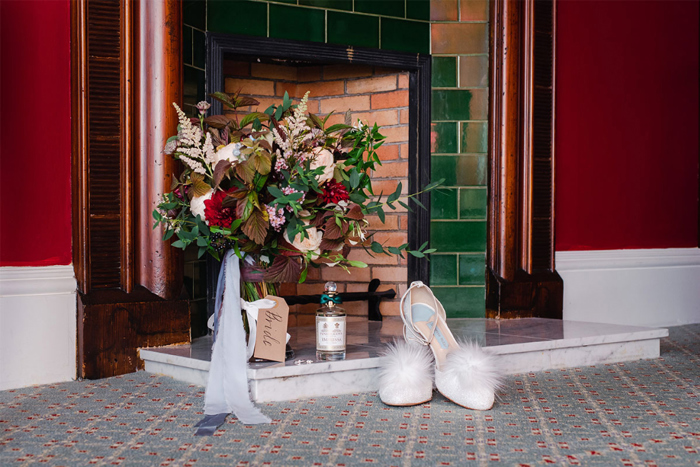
[0,265,77,390]
[556,248,700,327]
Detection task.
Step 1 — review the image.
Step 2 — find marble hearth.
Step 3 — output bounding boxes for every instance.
[139,318,667,402]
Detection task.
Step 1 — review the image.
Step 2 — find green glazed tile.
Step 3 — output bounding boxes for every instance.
[193,28,206,69]
[431,188,458,219]
[459,188,487,219]
[432,89,473,121]
[459,55,489,87]
[208,0,267,37]
[430,220,486,252]
[300,0,352,10]
[460,121,488,153]
[432,57,457,88]
[183,26,193,66]
[184,66,206,113]
[406,0,430,21]
[355,0,405,18]
[183,0,206,30]
[431,122,457,154]
[431,155,487,186]
[459,253,486,285]
[432,286,485,318]
[327,11,379,49]
[381,18,430,54]
[270,4,325,43]
[430,255,458,286]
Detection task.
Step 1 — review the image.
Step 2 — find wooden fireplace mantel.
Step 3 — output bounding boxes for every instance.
[486,0,563,319]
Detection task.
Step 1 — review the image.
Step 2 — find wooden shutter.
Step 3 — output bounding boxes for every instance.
[73,0,133,293]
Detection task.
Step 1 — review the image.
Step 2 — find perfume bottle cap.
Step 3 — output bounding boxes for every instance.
[325,281,337,293]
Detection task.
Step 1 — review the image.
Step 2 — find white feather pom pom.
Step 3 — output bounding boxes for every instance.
[378,340,434,403]
[442,340,504,393]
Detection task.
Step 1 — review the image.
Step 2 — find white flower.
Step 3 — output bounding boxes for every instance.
[309,147,335,184]
[215,142,243,165]
[190,189,214,223]
[285,225,323,260]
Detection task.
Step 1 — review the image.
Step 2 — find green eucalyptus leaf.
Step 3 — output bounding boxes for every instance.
[370,241,384,254]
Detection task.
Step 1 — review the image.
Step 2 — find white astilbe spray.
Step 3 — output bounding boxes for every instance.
[272,92,312,155]
[173,103,201,147]
[443,340,504,393]
[179,155,207,175]
[378,340,434,389]
[202,132,216,164]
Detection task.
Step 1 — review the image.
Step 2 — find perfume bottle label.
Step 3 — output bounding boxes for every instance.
[316,316,346,351]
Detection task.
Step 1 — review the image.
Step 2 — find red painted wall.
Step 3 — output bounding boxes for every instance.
[555,0,699,251]
[0,1,72,266]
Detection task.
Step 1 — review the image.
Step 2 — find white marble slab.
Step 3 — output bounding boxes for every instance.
[139,318,668,402]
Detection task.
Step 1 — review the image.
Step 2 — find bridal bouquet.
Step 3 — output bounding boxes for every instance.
[153,91,439,284]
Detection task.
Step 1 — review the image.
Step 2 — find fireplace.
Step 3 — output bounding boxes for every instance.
[201,34,431,328]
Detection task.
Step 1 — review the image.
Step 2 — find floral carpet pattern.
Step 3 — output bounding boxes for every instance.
[1,324,699,466]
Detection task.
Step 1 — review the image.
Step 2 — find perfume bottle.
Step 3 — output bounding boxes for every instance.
[316,281,346,360]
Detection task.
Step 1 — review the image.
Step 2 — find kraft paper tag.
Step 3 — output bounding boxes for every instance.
[253,296,289,363]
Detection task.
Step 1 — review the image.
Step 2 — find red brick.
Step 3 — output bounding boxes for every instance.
[306,267,321,281]
[252,97,282,112]
[298,66,322,82]
[347,248,399,266]
[323,64,373,80]
[347,76,397,94]
[399,109,409,124]
[225,78,275,96]
[364,214,400,230]
[279,282,298,296]
[251,63,298,81]
[399,143,409,159]
[275,82,300,98]
[380,126,409,144]
[343,301,366,316]
[321,265,372,283]
[223,60,250,76]
[397,215,408,229]
[295,313,316,327]
[398,74,409,89]
[371,90,409,110]
[372,231,408,247]
[371,267,408,283]
[379,300,401,316]
[303,80,345,98]
[322,112,347,127]
[372,161,408,179]
[320,95,370,114]
[296,282,327,295]
[368,179,400,197]
[352,110,398,127]
[375,144,400,161]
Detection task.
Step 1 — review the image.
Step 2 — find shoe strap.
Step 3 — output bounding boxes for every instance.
[399,281,446,346]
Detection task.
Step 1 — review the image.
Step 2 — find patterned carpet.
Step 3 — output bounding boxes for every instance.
[1,325,699,466]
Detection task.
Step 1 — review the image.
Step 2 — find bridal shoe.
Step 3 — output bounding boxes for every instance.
[398,281,503,410]
[378,340,434,406]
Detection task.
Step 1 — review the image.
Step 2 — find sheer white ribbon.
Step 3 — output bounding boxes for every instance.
[201,250,271,424]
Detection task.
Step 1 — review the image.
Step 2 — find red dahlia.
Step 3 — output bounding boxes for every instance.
[204,189,237,228]
[320,180,349,204]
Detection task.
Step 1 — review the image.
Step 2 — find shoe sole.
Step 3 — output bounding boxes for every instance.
[380,397,432,407]
[439,390,494,411]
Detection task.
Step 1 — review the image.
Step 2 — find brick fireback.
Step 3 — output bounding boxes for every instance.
[223,59,410,326]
